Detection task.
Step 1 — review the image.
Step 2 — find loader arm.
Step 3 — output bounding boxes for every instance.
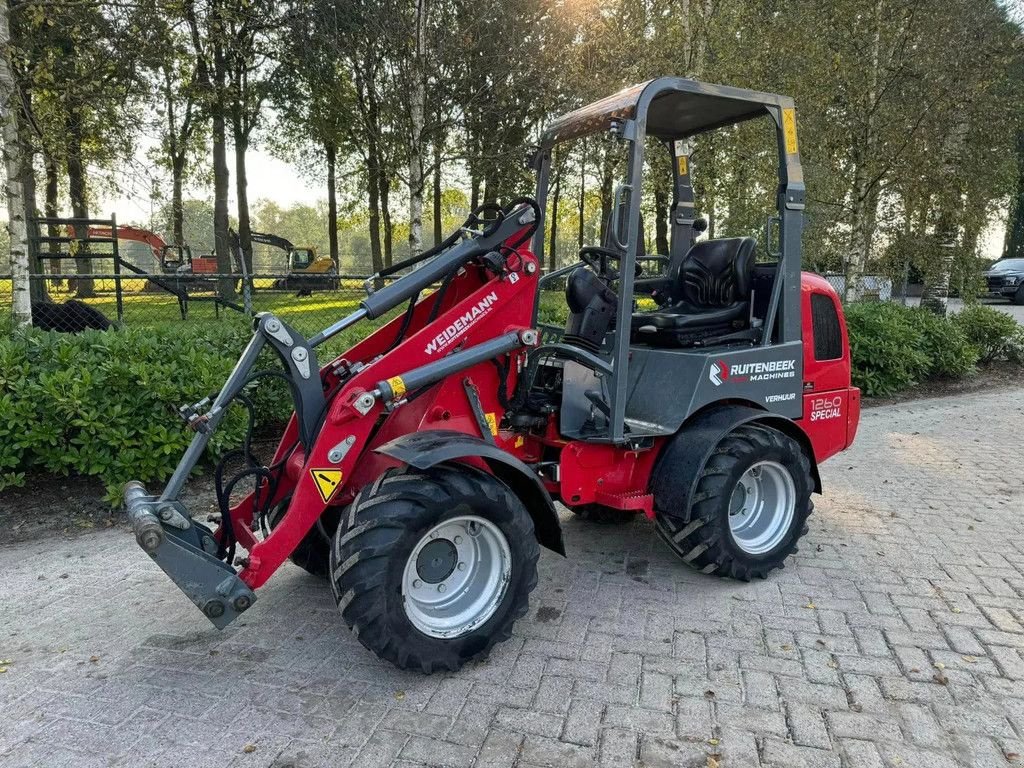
[125,201,541,626]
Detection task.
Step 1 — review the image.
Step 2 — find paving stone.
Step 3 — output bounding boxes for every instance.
[473,729,523,768]
[787,702,833,749]
[597,728,637,768]
[840,739,886,768]
[522,735,597,768]
[3,390,1024,768]
[825,711,903,742]
[400,736,477,768]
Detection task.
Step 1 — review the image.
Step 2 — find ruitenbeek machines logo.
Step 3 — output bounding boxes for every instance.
[709,358,796,386]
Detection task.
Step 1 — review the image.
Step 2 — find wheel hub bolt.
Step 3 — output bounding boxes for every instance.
[437,584,447,593]
[413,579,422,588]
[454,536,462,544]
[457,562,466,571]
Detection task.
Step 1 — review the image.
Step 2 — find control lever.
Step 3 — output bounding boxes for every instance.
[585,389,611,418]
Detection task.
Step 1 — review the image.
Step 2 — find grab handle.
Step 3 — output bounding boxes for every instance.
[609,183,633,251]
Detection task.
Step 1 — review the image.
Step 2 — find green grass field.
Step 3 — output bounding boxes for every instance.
[1,281,367,337]
[1,276,577,339]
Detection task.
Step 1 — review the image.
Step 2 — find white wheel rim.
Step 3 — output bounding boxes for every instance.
[728,460,796,555]
[401,514,512,639]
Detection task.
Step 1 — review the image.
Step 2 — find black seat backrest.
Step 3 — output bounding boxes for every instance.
[563,267,617,351]
[667,237,755,308]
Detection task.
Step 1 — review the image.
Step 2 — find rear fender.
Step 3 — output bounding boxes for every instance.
[651,404,821,524]
[375,429,565,556]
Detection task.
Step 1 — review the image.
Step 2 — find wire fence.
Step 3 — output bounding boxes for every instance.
[0,272,382,336]
[0,269,909,336]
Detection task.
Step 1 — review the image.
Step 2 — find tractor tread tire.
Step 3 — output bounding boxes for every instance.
[655,424,813,581]
[330,463,539,673]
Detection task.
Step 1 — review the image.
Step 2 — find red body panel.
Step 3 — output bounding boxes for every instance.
[797,272,860,462]
[228,259,860,590]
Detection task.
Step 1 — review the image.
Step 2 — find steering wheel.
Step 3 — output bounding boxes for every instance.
[578,245,643,279]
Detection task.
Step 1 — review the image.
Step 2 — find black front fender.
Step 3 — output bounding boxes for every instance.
[375,430,565,556]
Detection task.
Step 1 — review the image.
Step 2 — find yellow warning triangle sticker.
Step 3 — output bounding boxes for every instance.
[309,468,344,503]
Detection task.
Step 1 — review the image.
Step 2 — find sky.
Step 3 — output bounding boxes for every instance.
[97,144,325,230]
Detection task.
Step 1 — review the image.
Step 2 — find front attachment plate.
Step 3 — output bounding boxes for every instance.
[125,486,255,629]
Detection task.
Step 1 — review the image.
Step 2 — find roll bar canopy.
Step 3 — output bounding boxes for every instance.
[532,76,806,444]
[540,77,794,146]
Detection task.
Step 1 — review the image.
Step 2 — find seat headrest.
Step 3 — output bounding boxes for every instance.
[674,237,756,307]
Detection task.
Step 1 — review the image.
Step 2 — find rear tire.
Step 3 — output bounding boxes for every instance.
[330,464,539,673]
[654,424,812,580]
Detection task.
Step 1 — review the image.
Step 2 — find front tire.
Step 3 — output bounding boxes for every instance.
[1013,286,1024,306]
[330,464,539,673]
[655,424,813,580]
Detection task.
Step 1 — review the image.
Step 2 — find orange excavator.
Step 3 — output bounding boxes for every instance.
[85,225,216,275]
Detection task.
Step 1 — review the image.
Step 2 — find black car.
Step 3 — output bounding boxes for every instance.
[984,258,1024,304]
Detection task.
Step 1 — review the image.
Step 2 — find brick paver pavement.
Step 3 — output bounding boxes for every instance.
[2,388,1024,767]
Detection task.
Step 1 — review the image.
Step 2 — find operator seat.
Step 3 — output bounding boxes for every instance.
[631,237,756,347]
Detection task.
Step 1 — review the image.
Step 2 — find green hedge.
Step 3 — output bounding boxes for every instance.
[846,302,1023,396]
[0,319,374,503]
[951,304,1024,364]
[1,300,1021,500]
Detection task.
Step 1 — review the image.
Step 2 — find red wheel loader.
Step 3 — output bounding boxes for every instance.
[125,78,861,673]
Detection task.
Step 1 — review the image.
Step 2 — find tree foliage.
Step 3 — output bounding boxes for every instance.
[4,0,1022,305]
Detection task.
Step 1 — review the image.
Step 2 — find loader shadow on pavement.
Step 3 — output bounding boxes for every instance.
[2,387,1024,768]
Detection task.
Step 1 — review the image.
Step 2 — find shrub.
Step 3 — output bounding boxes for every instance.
[0,309,397,503]
[0,323,296,503]
[904,307,978,378]
[952,305,1024,364]
[844,302,931,396]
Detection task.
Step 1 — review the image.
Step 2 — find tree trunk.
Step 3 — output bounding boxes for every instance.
[171,156,186,246]
[44,154,60,278]
[483,168,498,207]
[212,103,234,297]
[165,66,187,248]
[654,186,669,256]
[22,147,44,303]
[599,150,614,246]
[380,169,393,268]
[66,112,94,298]
[1,0,32,325]
[326,141,339,268]
[920,118,969,316]
[366,144,384,280]
[406,0,426,257]
[919,225,956,316]
[209,18,234,299]
[846,183,879,303]
[843,0,883,303]
[577,148,586,250]
[432,137,443,247]
[1004,129,1024,260]
[548,169,560,272]
[233,121,253,275]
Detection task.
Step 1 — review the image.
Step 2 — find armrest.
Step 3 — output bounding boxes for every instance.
[634,277,671,295]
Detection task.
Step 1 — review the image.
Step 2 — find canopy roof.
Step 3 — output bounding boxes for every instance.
[540,77,793,146]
